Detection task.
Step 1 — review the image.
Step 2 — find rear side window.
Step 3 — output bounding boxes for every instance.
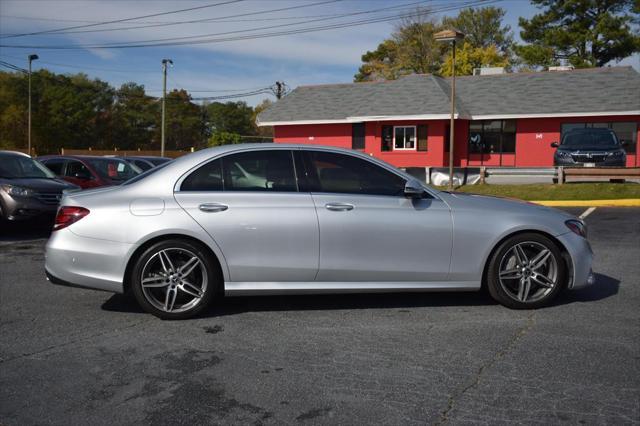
[180,150,298,192]
[304,151,405,196]
[133,160,152,172]
[181,159,223,191]
[66,160,91,178]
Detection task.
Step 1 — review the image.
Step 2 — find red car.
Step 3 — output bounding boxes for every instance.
[38,155,142,189]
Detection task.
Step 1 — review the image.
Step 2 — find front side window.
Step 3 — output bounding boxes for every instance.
[65,160,92,179]
[305,151,405,196]
[180,150,297,192]
[394,126,416,150]
[42,159,64,175]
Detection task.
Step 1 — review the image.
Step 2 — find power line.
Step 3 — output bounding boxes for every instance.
[0,60,27,73]
[4,0,345,36]
[0,53,156,74]
[0,0,497,50]
[16,0,438,43]
[0,0,246,39]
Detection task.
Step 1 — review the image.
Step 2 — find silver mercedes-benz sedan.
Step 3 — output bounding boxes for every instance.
[45,144,594,319]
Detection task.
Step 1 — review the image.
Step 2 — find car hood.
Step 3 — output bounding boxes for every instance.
[441,191,574,220]
[0,177,78,192]
[557,145,623,152]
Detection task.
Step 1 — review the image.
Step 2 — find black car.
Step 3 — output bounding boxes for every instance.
[552,128,627,167]
[0,151,80,223]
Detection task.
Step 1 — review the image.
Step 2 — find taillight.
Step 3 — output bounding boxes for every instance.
[53,206,90,231]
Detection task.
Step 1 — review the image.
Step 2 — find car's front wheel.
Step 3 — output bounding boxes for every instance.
[487,233,566,309]
[131,239,217,319]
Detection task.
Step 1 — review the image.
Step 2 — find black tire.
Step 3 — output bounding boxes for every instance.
[486,233,566,309]
[130,239,219,320]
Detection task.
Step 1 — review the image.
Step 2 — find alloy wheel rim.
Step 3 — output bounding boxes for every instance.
[141,248,208,313]
[498,241,558,303]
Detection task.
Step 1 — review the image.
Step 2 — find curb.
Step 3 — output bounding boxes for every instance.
[531,199,640,207]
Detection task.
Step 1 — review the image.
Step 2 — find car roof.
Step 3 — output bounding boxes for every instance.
[39,155,130,161]
[0,150,31,158]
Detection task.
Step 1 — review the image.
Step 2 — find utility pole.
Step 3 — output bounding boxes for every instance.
[161,59,173,157]
[28,54,38,156]
[435,29,465,191]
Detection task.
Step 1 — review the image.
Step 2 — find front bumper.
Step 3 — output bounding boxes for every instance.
[45,228,133,293]
[554,157,626,167]
[557,231,594,289]
[1,194,58,221]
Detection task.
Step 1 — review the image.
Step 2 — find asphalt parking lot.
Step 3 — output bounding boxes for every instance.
[1,207,639,425]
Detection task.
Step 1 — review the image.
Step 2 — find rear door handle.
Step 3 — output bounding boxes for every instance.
[198,203,228,213]
[325,203,354,212]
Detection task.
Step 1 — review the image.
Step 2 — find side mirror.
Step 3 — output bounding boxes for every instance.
[550,142,559,148]
[404,179,425,199]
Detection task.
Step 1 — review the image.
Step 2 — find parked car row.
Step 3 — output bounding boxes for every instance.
[0,151,171,224]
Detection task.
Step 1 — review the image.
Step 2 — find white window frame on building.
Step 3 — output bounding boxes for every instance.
[393,126,417,150]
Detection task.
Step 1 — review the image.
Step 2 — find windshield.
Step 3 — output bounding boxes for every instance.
[85,158,141,182]
[561,131,619,147]
[0,155,56,179]
[123,161,171,185]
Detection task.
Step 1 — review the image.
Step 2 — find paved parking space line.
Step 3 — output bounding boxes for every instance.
[579,207,596,219]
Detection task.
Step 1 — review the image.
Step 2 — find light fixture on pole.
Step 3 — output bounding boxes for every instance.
[161,59,173,157]
[434,29,465,191]
[28,54,39,156]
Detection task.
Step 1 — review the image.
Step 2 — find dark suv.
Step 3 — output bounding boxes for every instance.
[552,128,627,167]
[0,151,79,222]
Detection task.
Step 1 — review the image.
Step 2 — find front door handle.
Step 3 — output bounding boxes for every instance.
[325,203,354,212]
[198,203,228,213]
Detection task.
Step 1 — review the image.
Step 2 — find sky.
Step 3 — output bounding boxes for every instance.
[1,0,638,106]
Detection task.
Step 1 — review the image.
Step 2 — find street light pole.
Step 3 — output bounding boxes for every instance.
[28,54,38,156]
[161,59,173,157]
[448,40,457,191]
[434,29,465,190]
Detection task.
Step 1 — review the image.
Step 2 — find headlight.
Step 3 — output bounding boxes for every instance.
[556,151,572,158]
[0,184,34,197]
[608,151,624,157]
[565,219,587,238]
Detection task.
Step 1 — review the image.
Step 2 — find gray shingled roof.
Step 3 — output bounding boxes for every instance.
[257,67,640,124]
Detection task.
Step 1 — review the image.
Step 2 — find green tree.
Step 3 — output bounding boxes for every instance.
[158,89,207,151]
[517,0,640,68]
[206,101,255,136]
[355,10,444,81]
[208,130,242,147]
[252,98,274,138]
[440,42,510,76]
[111,83,156,150]
[442,6,513,53]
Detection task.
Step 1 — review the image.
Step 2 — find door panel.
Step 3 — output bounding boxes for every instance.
[312,194,452,281]
[175,192,319,282]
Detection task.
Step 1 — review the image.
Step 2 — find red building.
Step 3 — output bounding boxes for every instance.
[257,67,640,167]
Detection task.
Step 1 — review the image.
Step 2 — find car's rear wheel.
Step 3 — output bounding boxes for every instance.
[487,233,566,309]
[131,239,217,319]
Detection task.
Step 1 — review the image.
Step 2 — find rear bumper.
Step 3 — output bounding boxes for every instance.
[557,231,594,289]
[45,228,132,293]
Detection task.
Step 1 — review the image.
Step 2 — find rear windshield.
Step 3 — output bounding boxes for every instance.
[562,131,619,147]
[0,155,56,179]
[85,158,141,181]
